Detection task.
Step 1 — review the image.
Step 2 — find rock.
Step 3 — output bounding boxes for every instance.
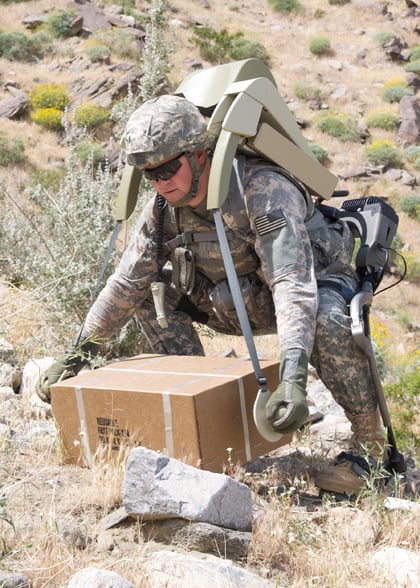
[68,15,84,37]
[123,447,253,531]
[325,506,377,546]
[143,549,276,588]
[384,497,420,512]
[69,0,112,33]
[384,36,409,60]
[398,95,420,146]
[68,567,135,588]
[0,571,31,588]
[22,14,48,30]
[0,88,29,119]
[20,357,54,408]
[0,337,16,363]
[0,363,22,392]
[371,546,420,585]
[140,519,251,560]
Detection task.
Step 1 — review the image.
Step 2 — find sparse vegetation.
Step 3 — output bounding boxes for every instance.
[84,42,111,64]
[308,142,328,163]
[0,30,51,61]
[191,25,269,65]
[399,194,420,220]
[381,78,414,103]
[309,35,331,56]
[46,9,75,39]
[294,80,321,102]
[364,139,403,168]
[374,31,396,47]
[92,27,142,61]
[314,112,358,141]
[365,109,400,131]
[385,365,420,450]
[0,132,26,166]
[73,102,110,130]
[404,146,420,170]
[267,0,304,13]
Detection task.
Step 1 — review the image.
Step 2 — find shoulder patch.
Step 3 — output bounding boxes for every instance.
[254,210,287,236]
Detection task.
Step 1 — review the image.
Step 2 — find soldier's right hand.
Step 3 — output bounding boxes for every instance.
[37,354,87,403]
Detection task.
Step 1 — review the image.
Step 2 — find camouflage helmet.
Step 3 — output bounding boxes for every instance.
[124,94,215,168]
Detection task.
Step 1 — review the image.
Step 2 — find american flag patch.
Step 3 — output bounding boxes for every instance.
[254,211,287,236]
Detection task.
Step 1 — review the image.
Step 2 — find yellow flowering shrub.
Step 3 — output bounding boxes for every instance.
[30,83,69,111]
[31,108,64,131]
[74,102,110,129]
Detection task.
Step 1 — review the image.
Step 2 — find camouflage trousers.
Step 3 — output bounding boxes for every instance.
[135,273,378,415]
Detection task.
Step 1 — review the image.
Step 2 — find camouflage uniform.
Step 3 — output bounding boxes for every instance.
[81,155,377,416]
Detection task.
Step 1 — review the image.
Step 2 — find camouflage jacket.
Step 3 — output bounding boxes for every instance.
[81,156,356,355]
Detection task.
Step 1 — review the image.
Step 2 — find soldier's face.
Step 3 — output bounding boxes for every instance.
[147,150,209,207]
[147,153,193,205]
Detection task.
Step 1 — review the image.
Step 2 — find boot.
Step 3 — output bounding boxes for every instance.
[314,410,388,495]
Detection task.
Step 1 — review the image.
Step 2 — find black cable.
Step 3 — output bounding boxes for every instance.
[374,247,407,296]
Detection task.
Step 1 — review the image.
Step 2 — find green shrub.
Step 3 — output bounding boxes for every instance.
[30,83,69,111]
[374,31,396,47]
[314,113,357,141]
[409,45,420,61]
[31,169,64,193]
[404,145,420,170]
[381,85,413,103]
[404,60,420,74]
[399,194,420,220]
[191,26,269,65]
[385,368,420,451]
[74,103,110,129]
[294,81,321,102]
[267,0,304,12]
[230,37,269,63]
[0,31,51,62]
[365,110,400,131]
[84,43,111,63]
[328,0,350,4]
[364,139,403,168]
[76,140,107,166]
[31,108,64,131]
[403,251,420,283]
[92,28,140,61]
[309,35,331,56]
[47,9,75,39]
[0,142,118,339]
[308,142,328,163]
[0,132,25,166]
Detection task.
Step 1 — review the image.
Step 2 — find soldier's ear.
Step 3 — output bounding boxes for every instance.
[193,150,207,164]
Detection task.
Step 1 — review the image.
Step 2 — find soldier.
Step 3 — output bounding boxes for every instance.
[41,94,386,495]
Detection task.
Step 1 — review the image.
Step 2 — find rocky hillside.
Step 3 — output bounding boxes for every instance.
[0,0,419,355]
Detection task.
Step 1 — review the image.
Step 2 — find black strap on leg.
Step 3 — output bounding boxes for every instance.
[335,451,378,479]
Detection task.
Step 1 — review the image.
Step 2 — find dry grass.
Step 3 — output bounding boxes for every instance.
[2,402,420,587]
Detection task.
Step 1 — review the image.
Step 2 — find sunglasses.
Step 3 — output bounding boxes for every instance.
[141,152,185,182]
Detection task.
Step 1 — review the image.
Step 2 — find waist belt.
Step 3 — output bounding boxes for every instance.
[317,278,357,304]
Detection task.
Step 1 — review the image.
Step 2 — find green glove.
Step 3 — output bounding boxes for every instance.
[265,348,309,434]
[38,341,97,403]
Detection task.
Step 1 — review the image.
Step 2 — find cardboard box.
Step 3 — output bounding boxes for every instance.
[51,354,291,472]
